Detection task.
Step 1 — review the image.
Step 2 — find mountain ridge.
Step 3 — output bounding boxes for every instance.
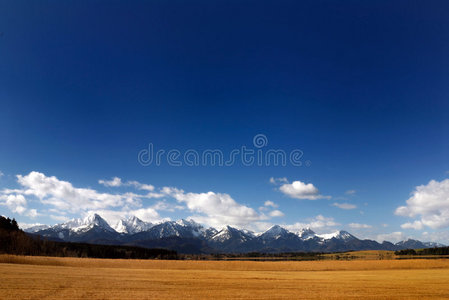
[26,213,445,254]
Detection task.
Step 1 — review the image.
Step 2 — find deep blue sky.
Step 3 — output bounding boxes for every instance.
[1,1,448,242]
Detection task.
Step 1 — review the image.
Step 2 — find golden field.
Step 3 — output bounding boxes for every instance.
[1,254,449,299]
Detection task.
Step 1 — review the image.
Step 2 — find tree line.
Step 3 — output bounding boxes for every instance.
[395,247,449,256]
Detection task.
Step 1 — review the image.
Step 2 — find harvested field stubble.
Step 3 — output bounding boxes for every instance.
[1,255,449,299]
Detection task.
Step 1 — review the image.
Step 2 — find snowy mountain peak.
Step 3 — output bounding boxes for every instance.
[22,224,50,233]
[176,218,201,228]
[57,213,115,233]
[27,214,446,252]
[317,230,355,241]
[113,216,152,234]
[83,213,108,226]
[262,225,288,238]
[210,225,250,243]
[296,227,316,240]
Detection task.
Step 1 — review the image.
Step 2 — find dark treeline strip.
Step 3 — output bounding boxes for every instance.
[395,247,449,256]
[0,216,177,259]
[209,251,325,260]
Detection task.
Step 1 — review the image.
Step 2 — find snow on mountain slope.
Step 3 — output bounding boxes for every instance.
[259,225,290,240]
[296,228,317,240]
[113,216,152,234]
[210,225,252,243]
[176,219,205,237]
[317,230,355,241]
[22,224,50,233]
[29,213,445,252]
[45,213,116,234]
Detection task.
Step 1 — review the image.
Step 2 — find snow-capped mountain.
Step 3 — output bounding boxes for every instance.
[296,228,316,240]
[210,225,253,243]
[31,213,118,242]
[26,213,445,253]
[49,213,115,233]
[176,219,206,237]
[423,241,446,248]
[259,225,290,240]
[21,224,50,233]
[317,230,356,241]
[394,239,445,249]
[113,216,152,234]
[127,219,217,241]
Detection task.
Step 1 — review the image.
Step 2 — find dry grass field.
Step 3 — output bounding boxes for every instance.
[1,254,449,299]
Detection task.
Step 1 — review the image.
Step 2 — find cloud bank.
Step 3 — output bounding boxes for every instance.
[395,179,449,229]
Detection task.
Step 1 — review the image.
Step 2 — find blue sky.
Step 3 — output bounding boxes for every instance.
[1,0,449,243]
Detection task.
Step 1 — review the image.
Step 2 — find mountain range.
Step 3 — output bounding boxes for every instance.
[25,213,445,254]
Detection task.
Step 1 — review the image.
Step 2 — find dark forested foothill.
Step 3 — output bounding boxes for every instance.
[395,247,449,256]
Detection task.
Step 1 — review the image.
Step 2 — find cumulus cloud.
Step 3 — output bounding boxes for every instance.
[345,189,356,195]
[332,202,357,210]
[395,179,449,229]
[1,171,286,230]
[15,172,126,213]
[278,180,330,200]
[376,231,406,243]
[401,220,424,230]
[25,208,40,218]
[284,215,340,233]
[0,194,27,214]
[348,223,372,229]
[163,187,266,228]
[264,200,278,208]
[0,170,4,177]
[0,171,168,222]
[421,231,449,244]
[269,210,284,217]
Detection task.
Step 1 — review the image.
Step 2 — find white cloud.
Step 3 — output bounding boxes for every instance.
[284,215,340,233]
[376,231,406,243]
[0,194,27,214]
[269,210,284,217]
[0,170,4,177]
[278,180,330,200]
[25,208,40,218]
[249,222,275,233]
[269,177,288,184]
[348,223,372,229]
[127,181,155,191]
[99,177,123,187]
[1,171,175,224]
[332,202,357,210]
[395,179,449,229]
[50,215,70,222]
[345,189,356,195]
[163,187,266,228]
[421,231,449,244]
[16,172,126,213]
[401,220,424,230]
[264,200,278,208]
[99,177,155,191]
